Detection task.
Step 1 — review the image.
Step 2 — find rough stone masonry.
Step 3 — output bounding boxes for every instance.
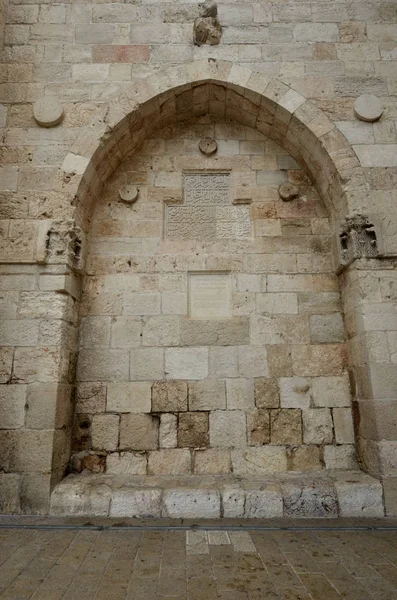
[0,0,396,517]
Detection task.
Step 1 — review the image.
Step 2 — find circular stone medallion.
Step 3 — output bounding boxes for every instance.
[199,137,218,155]
[278,183,300,202]
[119,184,139,203]
[33,97,64,128]
[354,95,383,123]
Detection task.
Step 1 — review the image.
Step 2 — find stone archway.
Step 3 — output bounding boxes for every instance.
[46,61,387,518]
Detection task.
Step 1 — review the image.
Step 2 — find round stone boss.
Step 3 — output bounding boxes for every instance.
[278,183,300,202]
[119,183,139,203]
[199,137,218,155]
[354,94,383,123]
[33,97,64,128]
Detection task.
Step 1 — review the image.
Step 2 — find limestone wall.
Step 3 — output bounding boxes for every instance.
[0,0,396,513]
[72,117,355,476]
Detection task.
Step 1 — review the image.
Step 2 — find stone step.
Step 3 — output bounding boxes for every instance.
[50,470,385,519]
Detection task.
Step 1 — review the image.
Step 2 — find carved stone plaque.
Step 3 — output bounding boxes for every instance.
[165,173,250,240]
[189,272,231,319]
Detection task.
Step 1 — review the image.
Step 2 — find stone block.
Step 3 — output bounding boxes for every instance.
[162,490,220,518]
[383,478,397,516]
[254,378,280,408]
[27,383,71,430]
[130,348,164,381]
[309,314,345,344]
[231,447,288,474]
[282,479,338,518]
[292,345,346,376]
[289,446,323,471]
[124,292,161,315]
[303,409,333,444]
[120,413,159,451]
[77,349,129,382]
[106,452,147,475]
[222,488,245,518]
[92,414,119,451]
[189,379,226,411]
[79,316,111,348]
[107,382,151,413]
[210,410,247,448]
[50,477,111,517]
[0,385,26,429]
[312,375,351,407]
[238,346,269,378]
[111,317,142,348]
[148,449,191,475]
[245,486,283,518]
[209,347,238,377]
[333,408,355,444]
[13,347,69,384]
[369,364,397,399]
[152,380,188,412]
[165,348,208,380]
[178,412,209,448]
[247,410,270,446]
[226,378,254,410]
[0,473,21,513]
[270,409,302,444]
[180,319,249,346]
[142,316,180,346]
[110,490,162,518]
[0,319,39,347]
[159,413,178,448]
[324,445,357,469]
[76,383,106,414]
[333,473,384,517]
[0,430,53,473]
[193,449,231,474]
[279,377,311,409]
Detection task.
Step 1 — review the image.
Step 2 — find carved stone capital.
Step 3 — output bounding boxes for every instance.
[38,220,85,272]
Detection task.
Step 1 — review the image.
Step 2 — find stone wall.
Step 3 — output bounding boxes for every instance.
[0,0,396,513]
[72,117,355,477]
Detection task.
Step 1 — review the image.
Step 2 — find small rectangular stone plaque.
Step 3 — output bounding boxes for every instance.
[189,272,231,319]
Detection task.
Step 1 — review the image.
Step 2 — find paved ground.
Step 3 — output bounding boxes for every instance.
[0,519,396,600]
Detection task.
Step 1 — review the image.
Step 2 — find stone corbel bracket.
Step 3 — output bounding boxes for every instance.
[37,219,85,273]
[333,213,397,273]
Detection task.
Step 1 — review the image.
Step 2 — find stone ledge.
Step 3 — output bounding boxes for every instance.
[50,471,385,519]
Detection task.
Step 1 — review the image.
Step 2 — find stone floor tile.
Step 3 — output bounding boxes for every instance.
[229,532,256,553]
[208,530,230,545]
[298,573,343,600]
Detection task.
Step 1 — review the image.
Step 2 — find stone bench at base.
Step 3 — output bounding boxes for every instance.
[50,471,385,519]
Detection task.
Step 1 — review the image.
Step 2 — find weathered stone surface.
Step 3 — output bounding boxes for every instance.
[279,377,311,409]
[231,447,288,474]
[180,319,249,346]
[148,449,191,475]
[333,472,384,517]
[119,414,159,451]
[189,379,226,411]
[303,409,333,444]
[106,452,147,475]
[165,348,208,379]
[226,378,254,410]
[210,410,247,448]
[0,474,21,514]
[245,486,283,518]
[193,449,231,474]
[152,380,188,412]
[333,408,355,444]
[119,183,138,203]
[0,385,26,429]
[289,446,323,471]
[107,382,151,413]
[130,348,164,381]
[159,413,178,448]
[278,183,300,202]
[270,409,302,445]
[91,414,119,452]
[110,489,161,518]
[178,412,209,448]
[199,137,217,155]
[254,378,280,408]
[282,479,338,518]
[162,489,220,518]
[309,314,345,344]
[76,383,106,413]
[323,444,357,469]
[247,410,270,445]
[312,375,351,407]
